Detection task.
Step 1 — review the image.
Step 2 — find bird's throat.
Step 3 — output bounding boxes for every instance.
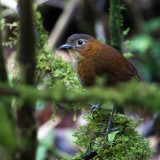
[69,51,84,62]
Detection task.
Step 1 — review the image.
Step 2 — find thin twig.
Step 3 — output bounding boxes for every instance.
[48,0,79,49]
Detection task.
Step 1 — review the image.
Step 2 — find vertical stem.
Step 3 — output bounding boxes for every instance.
[105,106,115,138]
[0,3,8,82]
[16,0,37,159]
[0,3,17,159]
[109,0,124,118]
[18,0,35,85]
[109,0,122,52]
[0,0,14,129]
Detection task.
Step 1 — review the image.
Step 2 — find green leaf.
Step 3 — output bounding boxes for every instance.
[123,28,130,36]
[73,112,77,121]
[97,37,107,44]
[0,102,17,149]
[123,52,134,58]
[108,130,120,142]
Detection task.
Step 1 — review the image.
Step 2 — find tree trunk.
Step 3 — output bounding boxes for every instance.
[16,0,37,159]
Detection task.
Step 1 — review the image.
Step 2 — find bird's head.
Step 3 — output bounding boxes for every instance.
[59,34,101,62]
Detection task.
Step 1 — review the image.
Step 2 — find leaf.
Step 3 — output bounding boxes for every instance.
[123,52,134,58]
[123,28,130,36]
[73,112,77,121]
[108,130,120,142]
[0,102,17,149]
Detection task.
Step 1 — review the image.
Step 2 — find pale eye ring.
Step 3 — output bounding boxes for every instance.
[77,39,84,46]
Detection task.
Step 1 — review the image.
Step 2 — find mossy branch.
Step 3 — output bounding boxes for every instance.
[109,0,122,52]
[0,81,160,112]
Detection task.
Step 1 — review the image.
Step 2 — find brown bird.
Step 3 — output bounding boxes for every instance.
[59,33,140,143]
[59,33,139,87]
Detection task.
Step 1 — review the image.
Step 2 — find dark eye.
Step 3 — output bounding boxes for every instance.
[77,39,84,46]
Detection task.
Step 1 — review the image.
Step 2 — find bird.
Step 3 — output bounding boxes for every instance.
[59,33,140,137]
[59,33,140,87]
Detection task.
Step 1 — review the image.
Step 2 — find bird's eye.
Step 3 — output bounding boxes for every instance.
[77,39,84,46]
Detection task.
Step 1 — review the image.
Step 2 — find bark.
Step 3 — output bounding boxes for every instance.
[16,0,37,159]
[0,5,8,82]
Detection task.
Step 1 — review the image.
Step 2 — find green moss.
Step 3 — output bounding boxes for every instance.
[109,0,123,52]
[33,8,82,91]
[73,108,153,160]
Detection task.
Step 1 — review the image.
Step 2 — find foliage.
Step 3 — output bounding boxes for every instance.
[97,37,107,44]
[1,5,81,91]
[0,99,17,160]
[33,6,82,90]
[0,4,156,160]
[36,52,81,90]
[126,18,160,82]
[73,108,153,160]
[0,100,17,148]
[1,80,160,113]
[0,17,18,48]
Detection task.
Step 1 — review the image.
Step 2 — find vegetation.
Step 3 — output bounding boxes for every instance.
[109,0,122,52]
[73,109,152,160]
[1,0,159,159]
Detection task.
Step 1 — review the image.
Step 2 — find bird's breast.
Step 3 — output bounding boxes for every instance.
[76,59,97,86]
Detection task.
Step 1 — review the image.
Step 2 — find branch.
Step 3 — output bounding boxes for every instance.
[0,6,8,82]
[0,81,160,112]
[16,0,37,159]
[18,0,36,85]
[48,0,79,49]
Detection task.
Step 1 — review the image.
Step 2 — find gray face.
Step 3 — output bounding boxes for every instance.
[59,34,94,50]
[64,38,87,51]
[66,34,93,53]
[59,34,96,61]
[69,39,86,49]
[59,40,86,62]
[66,34,93,44]
[68,41,86,62]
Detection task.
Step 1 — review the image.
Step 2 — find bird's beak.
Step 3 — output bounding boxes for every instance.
[59,43,73,49]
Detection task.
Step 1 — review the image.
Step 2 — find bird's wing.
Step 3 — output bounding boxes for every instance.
[93,44,140,85]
